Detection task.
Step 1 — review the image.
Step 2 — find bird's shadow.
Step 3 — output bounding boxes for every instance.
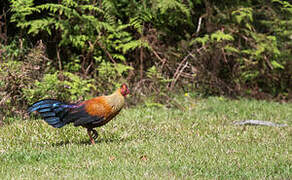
[51,137,131,147]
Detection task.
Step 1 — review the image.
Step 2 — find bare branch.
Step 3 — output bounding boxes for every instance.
[96,40,116,64]
[233,120,287,127]
[196,16,203,34]
[56,47,62,70]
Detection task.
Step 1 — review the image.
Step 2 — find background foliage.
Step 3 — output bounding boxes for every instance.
[0,0,292,119]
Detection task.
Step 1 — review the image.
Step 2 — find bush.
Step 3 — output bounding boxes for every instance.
[23,71,95,104]
[188,3,292,99]
[0,41,48,117]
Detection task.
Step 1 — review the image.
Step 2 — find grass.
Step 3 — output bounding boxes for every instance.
[0,96,291,179]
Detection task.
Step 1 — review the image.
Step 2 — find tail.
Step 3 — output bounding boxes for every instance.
[28,99,74,128]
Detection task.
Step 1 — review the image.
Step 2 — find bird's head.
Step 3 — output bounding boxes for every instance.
[120,84,130,97]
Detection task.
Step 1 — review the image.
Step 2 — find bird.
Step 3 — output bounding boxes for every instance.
[27,84,130,144]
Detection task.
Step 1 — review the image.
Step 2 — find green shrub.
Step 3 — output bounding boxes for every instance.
[23,71,95,104]
[10,0,149,71]
[0,39,29,61]
[0,41,52,118]
[0,60,33,116]
[189,3,292,98]
[94,59,133,91]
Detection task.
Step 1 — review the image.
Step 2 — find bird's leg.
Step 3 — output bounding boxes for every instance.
[87,129,95,145]
[92,129,99,140]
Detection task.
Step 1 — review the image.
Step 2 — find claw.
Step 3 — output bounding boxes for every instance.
[92,129,99,139]
[87,129,95,145]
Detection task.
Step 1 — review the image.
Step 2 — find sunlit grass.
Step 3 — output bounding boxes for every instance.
[0,96,291,179]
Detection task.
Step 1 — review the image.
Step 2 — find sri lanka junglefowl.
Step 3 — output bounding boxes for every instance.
[28,84,130,144]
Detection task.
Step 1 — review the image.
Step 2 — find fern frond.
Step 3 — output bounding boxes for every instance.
[210,31,234,42]
[36,3,80,18]
[80,5,104,14]
[26,18,56,35]
[117,39,151,54]
[154,0,190,17]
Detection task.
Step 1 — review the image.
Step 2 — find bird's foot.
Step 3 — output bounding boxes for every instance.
[87,129,96,145]
[92,129,99,140]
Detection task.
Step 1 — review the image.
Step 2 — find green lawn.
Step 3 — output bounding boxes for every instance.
[0,96,291,179]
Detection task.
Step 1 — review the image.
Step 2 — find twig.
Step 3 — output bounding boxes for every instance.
[85,60,93,76]
[56,47,62,70]
[264,56,273,70]
[195,13,208,35]
[172,54,190,80]
[96,40,116,64]
[81,38,100,75]
[0,93,10,106]
[152,48,168,69]
[221,47,227,63]
[140,47,144,78]
[170,61,189,90]
[180,72,194,79]
[170,51,193,90]
[0,9,8,44]
[233,120,287,127]
[196,16,203,34]
[134,79,151,94]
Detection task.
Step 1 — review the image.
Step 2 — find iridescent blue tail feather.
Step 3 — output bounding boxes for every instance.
[28,99,72,128]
